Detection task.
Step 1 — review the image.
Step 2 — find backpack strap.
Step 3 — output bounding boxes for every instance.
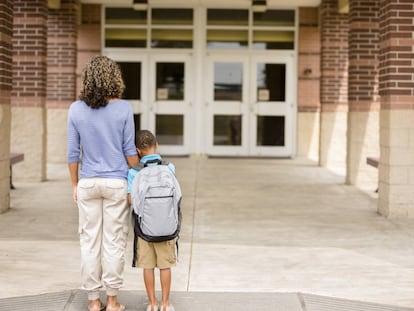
[133,158,169,170]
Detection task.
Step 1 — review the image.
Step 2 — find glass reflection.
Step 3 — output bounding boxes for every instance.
[214,62,243,101]
[257,116,285,146]
[213,115,242,146]
[156,63,184,100]
[118,62,141,100]
[152,9,193,25]
[257,63,286,101]
[207,9,248,26]
[151,29,192,48]
[156,114,184,145]
[207,30,248,49]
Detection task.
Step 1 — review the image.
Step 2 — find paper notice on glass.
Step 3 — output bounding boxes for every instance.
[157,88,168,100]
[258,89,270,101]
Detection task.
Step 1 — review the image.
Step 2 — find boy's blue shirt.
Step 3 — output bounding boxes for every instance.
[127,153,176,193]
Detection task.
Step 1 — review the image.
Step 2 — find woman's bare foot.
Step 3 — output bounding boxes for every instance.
[88,299,105,311]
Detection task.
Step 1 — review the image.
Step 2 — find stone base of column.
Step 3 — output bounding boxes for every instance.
[319,110,347,175]
[297,111,320,162]
[346,111,379,192]
[47,108,68,163]
[0,104,11,213]
[11,106,46,182]
[378,110,414,219]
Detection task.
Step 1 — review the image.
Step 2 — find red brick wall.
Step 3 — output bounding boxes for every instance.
[320,0,349,112]
[0,0,13,98]
[11,0,47,107]
[298,7,320,113]
[379,0,414,110]
[47,0,79,108]
[348,0,380,112]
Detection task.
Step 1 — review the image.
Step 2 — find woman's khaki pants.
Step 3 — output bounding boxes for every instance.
[77,177,130,301]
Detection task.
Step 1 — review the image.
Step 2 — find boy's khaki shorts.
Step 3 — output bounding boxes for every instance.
[135,237,177,269]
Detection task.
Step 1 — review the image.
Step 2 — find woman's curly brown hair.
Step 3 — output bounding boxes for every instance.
[79,56,125,109]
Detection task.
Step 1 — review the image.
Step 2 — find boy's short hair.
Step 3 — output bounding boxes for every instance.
[135,130,157,150]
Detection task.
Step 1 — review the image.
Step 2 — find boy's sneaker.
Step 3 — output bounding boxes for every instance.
[146,304,159,311]
[161,304,175,311]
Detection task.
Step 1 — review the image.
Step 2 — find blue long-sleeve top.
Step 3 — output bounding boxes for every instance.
[67,99,137,180]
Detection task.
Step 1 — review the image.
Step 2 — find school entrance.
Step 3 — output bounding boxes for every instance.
[104,4,297,157]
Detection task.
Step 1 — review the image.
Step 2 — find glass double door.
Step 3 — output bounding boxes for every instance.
[113,52,193,156]
[113,51,294,157]
[206,53,295,157]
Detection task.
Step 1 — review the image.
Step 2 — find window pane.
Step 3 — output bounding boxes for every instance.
[207,30,248,49]
[257,116,285,146]
[118,62,141,100]
[133,114,141,140]
[253,30,295,50]
[253,10,295,27]
[207,9,248,26]
[105,28,146,48]
[257,63,286,101]
[156,114,184,145]
[214,62,243,101]
[156,63,185,100]
[214,115,242,146]
[152,9,193,25]
[105,8,147,25]
[151,29,192,48]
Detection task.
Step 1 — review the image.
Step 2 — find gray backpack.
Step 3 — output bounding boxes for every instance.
[131,159,182,243]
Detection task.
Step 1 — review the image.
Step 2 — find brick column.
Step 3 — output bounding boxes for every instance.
[297,7,320,161]
[47,0,79,163]
[378,0,414,218]
[319,0,349,174]
[77,4,101,96]
[11,0,47,181]
[346,0,380,191]
[0,0,13,213]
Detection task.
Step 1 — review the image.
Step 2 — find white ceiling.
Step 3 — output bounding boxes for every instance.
[81,0,321,8]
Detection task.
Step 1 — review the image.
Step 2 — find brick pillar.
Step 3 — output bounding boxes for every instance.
[346,0,380,191]
[297,7,320,161]
[77,4,101,96]
[378,0,414,218]
[11,0,47,181]
[319,0,349,174]
[47,0,79,163]
[0,0,13,213]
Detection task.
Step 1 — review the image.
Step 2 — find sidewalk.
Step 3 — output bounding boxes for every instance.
[1,157,414,310]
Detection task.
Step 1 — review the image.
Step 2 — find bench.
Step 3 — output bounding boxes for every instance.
[366,156,379,168]
[10,152,24,189]
[366,156,379,192]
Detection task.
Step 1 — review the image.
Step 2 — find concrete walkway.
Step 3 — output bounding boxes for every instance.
[1,157,414,310]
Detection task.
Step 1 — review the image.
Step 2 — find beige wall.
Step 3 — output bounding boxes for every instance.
[47,109,68,163]
[11,107,47,181]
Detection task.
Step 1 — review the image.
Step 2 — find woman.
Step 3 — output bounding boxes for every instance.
[67,56,138,311]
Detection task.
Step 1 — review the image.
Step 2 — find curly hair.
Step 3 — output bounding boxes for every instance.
[135,130,157,151]
[79,56,125,109]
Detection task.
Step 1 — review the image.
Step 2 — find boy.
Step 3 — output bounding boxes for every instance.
[127,130,177,311]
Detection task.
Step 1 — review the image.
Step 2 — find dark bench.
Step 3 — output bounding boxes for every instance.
[10,152,24,189]
[366,156,379,168]
[366,156,379,192]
